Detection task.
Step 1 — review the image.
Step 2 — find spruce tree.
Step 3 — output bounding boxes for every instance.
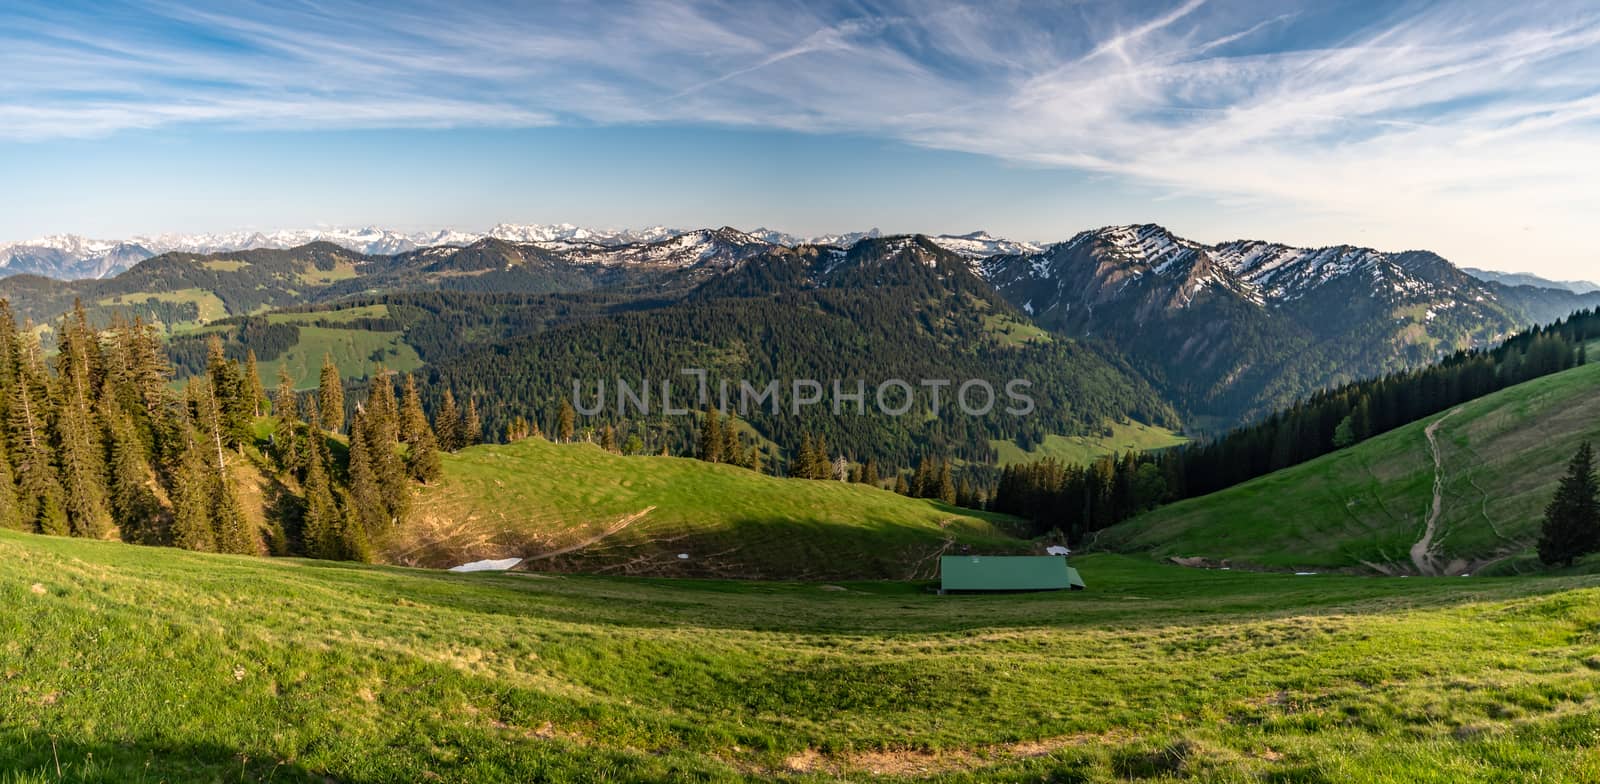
[317,354,344,433]
[0,302,18,424]
[203,336,254,449]
[170,418,217,552]
[0,437,24,531]
[463,398,483,446]
[244,350,268,418]
[600,424,618,453]
[360,371,410,525]
[190,377,254,554]
[399,375,442,483]
[699,406,723,463]
[937,460,957,505]
[365,368,400,443]
[863,458,879,486]
[812,437,835,481]
[211,477,255,556]
[1538,441,1600,567]
[9,339,68,535]
[299,433,343,559]
[53,319,114,538]
[721,418,741,466]
[346,410,387,534]
[398,374,430,444]
[506,416,531,442]
[796,435,816,479]
[435,389,463,452]
[557,399,576,443]
[104,396,161,543]
[893,473,911,495]
[273,368,303,474]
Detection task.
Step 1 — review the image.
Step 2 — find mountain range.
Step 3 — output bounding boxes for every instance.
[980,224,1600,420]
[0,224,1049,280]
[4,221,1597,436]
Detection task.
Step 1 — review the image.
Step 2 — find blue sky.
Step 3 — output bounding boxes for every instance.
[3,0,1599,276]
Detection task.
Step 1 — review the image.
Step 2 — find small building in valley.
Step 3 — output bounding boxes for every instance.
[938,555,1085,594]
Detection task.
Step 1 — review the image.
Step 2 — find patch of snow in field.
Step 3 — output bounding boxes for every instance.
[448,558,523,573]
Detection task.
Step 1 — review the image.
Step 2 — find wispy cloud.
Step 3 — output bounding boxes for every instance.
[3,0,1599,268]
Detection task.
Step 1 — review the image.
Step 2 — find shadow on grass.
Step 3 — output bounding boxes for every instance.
[0,731,357,784]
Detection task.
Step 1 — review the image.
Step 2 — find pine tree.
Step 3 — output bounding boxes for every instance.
[9,339,68,535]
[811,436,833,480]
[206,335,253,448]
[911,456,932,497]
[398,375,442,483]
[244,350,268,418]
[436,389,464,451]
[190,378,254,554]
[0,302,18,425]
[863,458,879,486]
[721,418,741,466]
[699,406,723,463]
[936,460,957,504]
[211,477,255,555]
[299,433,343,559]
[1538,441,1600,567]
[0,437,24,531]
[957,478,975,508]
[796,435,816,479]
[557,399,576,443]
[273,368,303,474]
[462,398,483,446]
[894,473,911,495]
[346,410,387,534]
[506,416,531,442]
[747,444,764,475]
[170,417,217,552]
[600,424,618,453]
[104,396,161,543]
[53,314,114,538]
[317,354,345,433]
[360,370,410,525]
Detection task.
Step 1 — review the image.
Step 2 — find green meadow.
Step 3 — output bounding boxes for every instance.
[1100,361,1600,574]
[401,437,1024,578]
[5,529,1600,782]
[989,421,1188,468]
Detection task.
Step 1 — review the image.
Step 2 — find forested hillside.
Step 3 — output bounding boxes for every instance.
[0,298,1039,577]
[425,238,1176,468]
[1095,359,1600,574]
[994,309,1600,552]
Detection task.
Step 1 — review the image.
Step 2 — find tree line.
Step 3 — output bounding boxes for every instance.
[0,299,480,562]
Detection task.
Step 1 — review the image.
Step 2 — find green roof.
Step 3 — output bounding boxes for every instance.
[939,555,1082,592]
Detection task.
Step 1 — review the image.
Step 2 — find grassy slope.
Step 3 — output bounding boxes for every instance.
[6,529,1600,783]
[398,438,1025,579]
[989,421,1188,467]
[263,305,421,388]
[1098,361,1600,573]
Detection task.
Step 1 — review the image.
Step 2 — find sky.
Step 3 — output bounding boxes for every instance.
[2,0,1599,277]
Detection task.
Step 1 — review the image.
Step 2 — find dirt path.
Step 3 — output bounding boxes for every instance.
[1411,409,1462,575]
